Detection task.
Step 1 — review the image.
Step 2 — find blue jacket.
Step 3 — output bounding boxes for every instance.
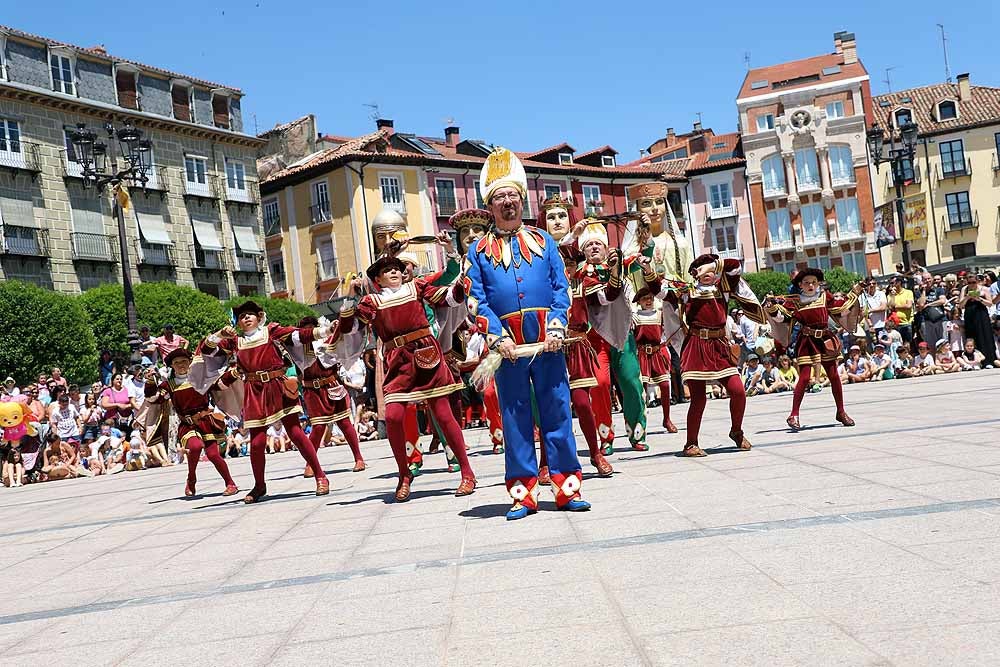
[465,226,569,346]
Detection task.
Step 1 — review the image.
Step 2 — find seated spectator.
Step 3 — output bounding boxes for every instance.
[94,421,126,474]
[266,421,290,454]
[80,393,103,445]
[957,338,986,371]
[226,424,248,458]
[894,344,917,378]
[42,431,80,481]
[100,374,135,437]
[79,432,106,476]
[869,343,893,381]
[810,362,831,392]
[125,429,148,471]
[913,342,936,376]
[36,374,51,406]
[935,338,960,373]
[49,393,82,449]
[139,325,158,365]
[2,376,19,399]
[742,354,765,396]
[49,367,68,391]
[759,356,790,393]
[2,437,25,487]
[357,404,379,442]
[775,355,799,388]
[843,345,871,384]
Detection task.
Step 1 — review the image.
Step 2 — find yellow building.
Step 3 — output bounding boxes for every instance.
[872,73,1000,271]
[259,123,441,307]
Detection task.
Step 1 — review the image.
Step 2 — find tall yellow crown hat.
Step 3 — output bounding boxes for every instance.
[577,220,608,249]
[479,147,527,204]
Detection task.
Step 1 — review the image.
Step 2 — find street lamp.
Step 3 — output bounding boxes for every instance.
[69,120,154,365]
[866,118,919,290]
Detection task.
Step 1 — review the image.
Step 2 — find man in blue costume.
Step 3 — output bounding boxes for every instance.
[464,147,590,520]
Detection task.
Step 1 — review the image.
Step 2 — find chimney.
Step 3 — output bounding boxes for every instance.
[445,126,460,147]
[666,127,675,142]
[376,118,394,135]
[833,31,844,55]
[840,31,857,65]
[693,121,703,133]
[90,44,107,55]
[957,73,971,102]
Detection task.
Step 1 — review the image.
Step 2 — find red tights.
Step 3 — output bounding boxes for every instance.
[309,419,365,465]
[790,361,845,417]
[248,414,326,489]
[657,381,671,423]
[385,397,473,479]
[685,375,746,445]
[185,436,235,487]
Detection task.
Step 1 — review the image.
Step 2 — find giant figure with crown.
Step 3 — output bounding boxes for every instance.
[464,148,591,520]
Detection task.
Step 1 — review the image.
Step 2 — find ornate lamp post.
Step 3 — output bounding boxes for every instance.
[866,119,919,290]
[69,120,153,364]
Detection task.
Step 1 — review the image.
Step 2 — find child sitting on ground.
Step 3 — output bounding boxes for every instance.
[957,338,985,371]
[934,338,960,374]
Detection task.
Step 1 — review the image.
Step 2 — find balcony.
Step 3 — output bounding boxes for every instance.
[796,178,822,194]
[263,212,282,237]
[182,172,217,200]
[224,176,260,206]
[63,156,85,179]
[0,141,42,178]
[316,258,339,283]
[309,204,332,226]
[936,158,972,182]
[436,199,458,217]
[943,210,978,233]
[71,233,118,262]
[830,172,856,188]
[192,246,230,271]
[707,202,737,220]
[234,253,264,274]
[125,164,170,193]
[136,239,175,267]
[716,245,743,260]
[992,152,1000,173]
[1,225,48,256]
[765,229,794,251]
[762,184,787,200]
[270,275,288,293]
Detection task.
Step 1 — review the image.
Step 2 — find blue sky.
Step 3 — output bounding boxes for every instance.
[7,1,998,159]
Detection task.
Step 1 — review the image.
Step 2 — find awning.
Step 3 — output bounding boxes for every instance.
[135,211,173,245]
[191,217,224,251]
[0,195,38,228]
[232,224,263,255]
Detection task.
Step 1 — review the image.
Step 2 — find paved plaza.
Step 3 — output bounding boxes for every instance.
[2,372,1000,666]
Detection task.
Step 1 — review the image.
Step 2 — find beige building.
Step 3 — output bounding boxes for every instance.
[0,25,267,297]
[872,73,1000,270]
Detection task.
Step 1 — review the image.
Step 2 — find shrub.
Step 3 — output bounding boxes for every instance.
[743,271,791,301]
[824,267,863,294]
[223,295,318,326]
[0,280,98,385]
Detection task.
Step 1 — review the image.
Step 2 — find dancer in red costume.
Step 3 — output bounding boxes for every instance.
[632,286,678,433]
[764,268,862,430]
[200,301,332,503]
[679,254,765,457]
[144,348,238,497]
[341,247,476,502]
[296,316,366,475]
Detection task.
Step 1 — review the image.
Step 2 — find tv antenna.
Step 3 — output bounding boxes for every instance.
[883,66,897,93]
[363,103,381,121]
[937,24,952,83]
[744,51,751,70]
[442,116,455,126]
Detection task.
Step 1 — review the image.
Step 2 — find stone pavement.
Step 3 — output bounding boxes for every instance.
[2,371,1000,666]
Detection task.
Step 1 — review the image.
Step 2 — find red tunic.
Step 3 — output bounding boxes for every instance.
[206,323,317,429]
[562,270,602,390]
[301,347,351,425]
[633,309,672,384]
[145,374,235,446]
[343,278,463,404]
[768,291,858,367]
[680,287,735,382]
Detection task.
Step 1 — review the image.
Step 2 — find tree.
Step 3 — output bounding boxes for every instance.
[824,267,863,294]
[743,271,791,301]
[223,296,319,326]
[77,282,228,359]
[0,280,98,385]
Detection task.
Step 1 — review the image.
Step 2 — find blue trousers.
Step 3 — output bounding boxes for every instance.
[495,351,581,480]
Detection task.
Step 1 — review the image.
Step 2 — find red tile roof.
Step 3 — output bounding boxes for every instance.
[687,132,745,172]
[522,142,576,159]
[0,24,241,93]
[873,81,1000,136]
[575,145,619,159]
[737,52,867,100]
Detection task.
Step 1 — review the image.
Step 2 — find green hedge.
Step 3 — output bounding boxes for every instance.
[223,296,318,326]
[0,280,98,385]
[824,267,863,294]
[77,282,229,357]
[743,271,791,301]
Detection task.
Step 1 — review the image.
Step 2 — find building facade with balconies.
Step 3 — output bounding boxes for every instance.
[872,73,1000,271]
[738,31,878,276]
[0,25,267,297]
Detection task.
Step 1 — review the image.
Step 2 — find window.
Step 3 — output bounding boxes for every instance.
[825,101,845,119]
[835,197,861,238]
[473,180,485,209]
[713,223,738,254]
[558,152,573,165]
[184,155,210,197]
[601,155,616,167]
[939,139,966,176]
[225,159,246,190]
[311,181,331,224]
[952,242,976,260]
[435,179,457,215]
[379,174,404,212]
[652,147,688,162]
[910,249,927,267]
[756,114,775,131]
[794,148,820,189]
[894,108,913,127]
[828,145,854,184]
[899,157,916,183]
[171,83,192,122]
[543,184,561,200]
[50,52,74,95]
[212,94,230,129]
[945,191,973,228]
[709,183,732,210]
[762,154,786,195]
[582,184,602,216]
[316,239,337,281]
[0,119,20,155]
[937,101,958,120]
[808,255,832,271]
[772,260,795,275]
[0,34,6,80]
[842,251,866,276]
[801,203,828,242]
[996,132,1000,161]
[766,209,792,247]
[269,253,287,292]
[262,198,280,236]
[115,68,139,110]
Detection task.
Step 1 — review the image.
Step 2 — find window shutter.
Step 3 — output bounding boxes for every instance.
[212,96,230,128]
[116,71,138,110]
[172,86,191,121]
